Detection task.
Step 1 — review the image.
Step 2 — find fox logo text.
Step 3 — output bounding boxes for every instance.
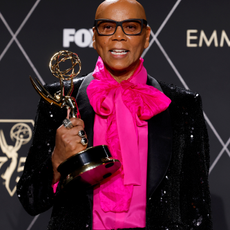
[63,28,93,48]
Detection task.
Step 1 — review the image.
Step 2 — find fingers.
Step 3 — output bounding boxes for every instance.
[61,118,87,140]
[62,127,88,147]
[68,117,85,128]
[60,118,85,134]
[57,117,88,153]
[61,117,84,130]
[52,117,88,183]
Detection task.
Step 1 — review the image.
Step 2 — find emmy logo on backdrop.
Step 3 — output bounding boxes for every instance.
[0,123,32,196]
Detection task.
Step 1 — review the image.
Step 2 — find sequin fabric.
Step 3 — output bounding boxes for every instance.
[146,83,212,230]
[17,74,212,230]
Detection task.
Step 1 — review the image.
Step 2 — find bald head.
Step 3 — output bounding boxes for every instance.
[92,0,151,82]
[95,0,147,20]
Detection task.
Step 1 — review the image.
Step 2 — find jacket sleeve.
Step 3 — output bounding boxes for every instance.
[179,93,212,229]
[17,78,84,216]
[17,97,66,216]
[146,84,213,230]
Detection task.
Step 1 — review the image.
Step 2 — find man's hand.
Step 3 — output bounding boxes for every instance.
[51,117,87,184]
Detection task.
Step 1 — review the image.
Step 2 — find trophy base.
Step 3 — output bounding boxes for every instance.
[57,145,121,189]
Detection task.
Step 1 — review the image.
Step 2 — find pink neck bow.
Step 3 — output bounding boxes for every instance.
[87,57,171,212]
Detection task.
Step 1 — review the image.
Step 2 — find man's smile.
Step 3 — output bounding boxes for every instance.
[110,49,129,56]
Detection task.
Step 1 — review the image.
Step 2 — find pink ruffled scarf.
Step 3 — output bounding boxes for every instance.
[87,57,171,213]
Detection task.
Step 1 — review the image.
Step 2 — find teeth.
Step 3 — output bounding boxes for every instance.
[111,50,128,54]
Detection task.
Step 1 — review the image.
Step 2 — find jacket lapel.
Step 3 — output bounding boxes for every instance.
[76,73,95,147]
[146,75,172,198]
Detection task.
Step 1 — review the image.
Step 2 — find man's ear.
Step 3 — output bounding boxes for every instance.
[144,26,151,49]
[92,27,97,50]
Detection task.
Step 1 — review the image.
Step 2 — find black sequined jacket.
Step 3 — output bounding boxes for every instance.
[17,73,212,230]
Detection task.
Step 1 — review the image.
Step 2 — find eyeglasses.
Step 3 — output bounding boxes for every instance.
[94,19,148,36]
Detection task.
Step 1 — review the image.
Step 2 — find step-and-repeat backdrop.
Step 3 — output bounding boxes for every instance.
[0,0,229,229]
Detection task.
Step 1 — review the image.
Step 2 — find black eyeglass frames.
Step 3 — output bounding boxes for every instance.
[94,19,148,36]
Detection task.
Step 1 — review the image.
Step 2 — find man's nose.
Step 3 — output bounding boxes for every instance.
[112,25,126,39]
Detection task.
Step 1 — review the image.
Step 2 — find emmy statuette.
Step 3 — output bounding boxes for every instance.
[30,50,121,189]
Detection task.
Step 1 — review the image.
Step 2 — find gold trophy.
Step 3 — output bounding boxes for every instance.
[30,50,121,189]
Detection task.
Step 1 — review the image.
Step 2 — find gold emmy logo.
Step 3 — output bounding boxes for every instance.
[0,120,33,196]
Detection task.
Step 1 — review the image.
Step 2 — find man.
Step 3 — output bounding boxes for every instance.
[17,0,212,229]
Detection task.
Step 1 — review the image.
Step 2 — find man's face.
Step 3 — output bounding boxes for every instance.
[93,0,151,78]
